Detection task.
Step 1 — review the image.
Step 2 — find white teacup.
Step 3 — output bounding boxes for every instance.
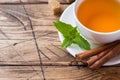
[73,0,120,44]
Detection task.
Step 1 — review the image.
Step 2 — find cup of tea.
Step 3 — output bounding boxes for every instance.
[73,0,120,44]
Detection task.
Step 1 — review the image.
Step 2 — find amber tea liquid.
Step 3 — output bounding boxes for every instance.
[77,0,120,32]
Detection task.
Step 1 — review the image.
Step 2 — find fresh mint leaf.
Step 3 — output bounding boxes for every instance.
[73,33,90,50]
[54,20,91,50]
[69,27,77,39]
[54,20,74,38]
[62,38,72,49]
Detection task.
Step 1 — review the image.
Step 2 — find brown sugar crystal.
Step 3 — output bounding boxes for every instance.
[48,0,62,16]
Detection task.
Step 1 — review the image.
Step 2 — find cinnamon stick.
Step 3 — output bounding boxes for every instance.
[66,0,75,3]
[87,47,114,66]
[75,40,120,60]
[89,43,120,70]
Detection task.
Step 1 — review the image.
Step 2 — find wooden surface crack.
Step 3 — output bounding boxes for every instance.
[20,0,46,80]
[1,10,27,30]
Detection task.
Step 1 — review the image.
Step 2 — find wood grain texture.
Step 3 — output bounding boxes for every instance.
[0,0,70,4]
[0,0,119,80]
[0,4,70,64]
[0,66,119,80]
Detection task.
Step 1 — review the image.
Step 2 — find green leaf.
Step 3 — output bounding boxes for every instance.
[54,20,74,38]
[73,33,91,50]
[54,20,91,50]
[69,27,77,39]
[62,38,72,49]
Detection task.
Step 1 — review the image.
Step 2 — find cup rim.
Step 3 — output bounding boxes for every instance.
[74,0,120,35]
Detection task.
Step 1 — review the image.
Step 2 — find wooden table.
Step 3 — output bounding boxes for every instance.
[0,0,119,80]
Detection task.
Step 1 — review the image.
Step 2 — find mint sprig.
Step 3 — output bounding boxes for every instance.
[54,20,91,50]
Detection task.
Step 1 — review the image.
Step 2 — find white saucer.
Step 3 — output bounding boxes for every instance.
[59,3,120,66]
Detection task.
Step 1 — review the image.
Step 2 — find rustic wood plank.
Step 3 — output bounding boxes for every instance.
[0,66,119,80]
[0,3,71,65]
[0,0,70,4]
[0,20,73,64]
[0,25,73,64]
[0,4,68,26]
